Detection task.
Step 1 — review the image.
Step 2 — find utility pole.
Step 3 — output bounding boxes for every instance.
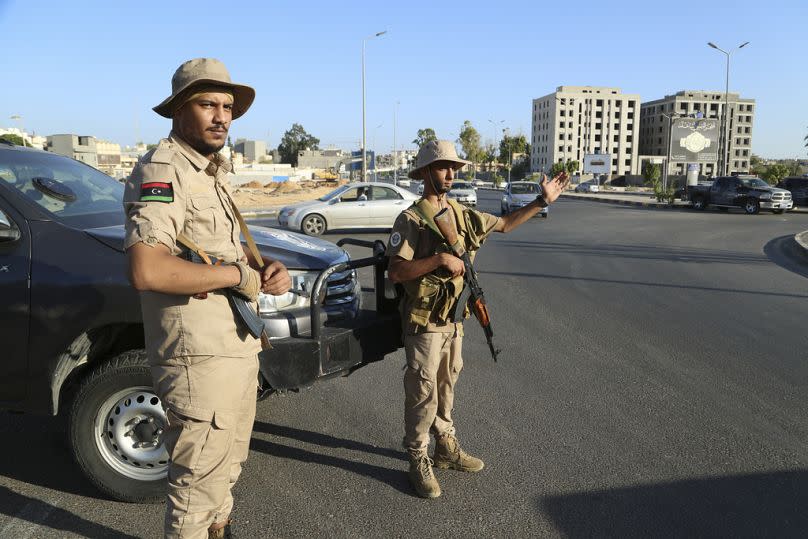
[362,30,387,183]
[708,41,749,176]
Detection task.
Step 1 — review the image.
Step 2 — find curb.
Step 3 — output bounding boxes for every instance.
[241,208,280,219]
[795,230,808,259]
[560,192,689,210]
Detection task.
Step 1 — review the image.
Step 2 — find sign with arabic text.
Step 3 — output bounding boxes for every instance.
[670,118,719,163]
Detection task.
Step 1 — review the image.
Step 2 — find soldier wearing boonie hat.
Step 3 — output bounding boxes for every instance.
[387,139,569,498]
[124,58,291,538]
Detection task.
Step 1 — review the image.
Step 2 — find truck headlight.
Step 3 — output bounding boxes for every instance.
[759,193,772,200]
[258,270,318,313]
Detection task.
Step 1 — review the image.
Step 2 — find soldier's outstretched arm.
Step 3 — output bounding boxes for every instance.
[495,172,569,233]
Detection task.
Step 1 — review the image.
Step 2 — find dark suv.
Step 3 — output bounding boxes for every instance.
[0,141,401,502]
[777,176,808,207]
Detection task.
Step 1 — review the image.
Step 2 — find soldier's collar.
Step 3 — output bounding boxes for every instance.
[168,132,231,174]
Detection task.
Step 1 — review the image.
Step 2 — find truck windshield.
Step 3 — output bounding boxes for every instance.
[739,178,769,189]
[0,149,124,226]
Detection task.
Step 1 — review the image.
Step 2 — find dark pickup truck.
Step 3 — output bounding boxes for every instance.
[687,176,793,214]
[0,142,402,502]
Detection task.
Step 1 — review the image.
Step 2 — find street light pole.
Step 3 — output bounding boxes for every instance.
[393,100,399,184]
[660,113,680,192]
[708,41,749,176]
[362,30,387,183]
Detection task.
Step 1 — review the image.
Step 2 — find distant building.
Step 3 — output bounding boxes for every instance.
[95,140,122,175]
[297,149,346,169]
[233,139,267,163]
[46,134,99,168]
[531,86,641,176]
[639,90,755,176]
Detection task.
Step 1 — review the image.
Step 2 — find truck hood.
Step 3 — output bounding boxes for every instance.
[752,187,789,195]
[508,193,538,203]
[84,224,348,270]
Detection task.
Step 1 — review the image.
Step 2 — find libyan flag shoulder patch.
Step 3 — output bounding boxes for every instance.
[140,182,174,203]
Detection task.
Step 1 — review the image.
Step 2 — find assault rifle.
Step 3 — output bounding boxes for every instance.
[434,208,501,362]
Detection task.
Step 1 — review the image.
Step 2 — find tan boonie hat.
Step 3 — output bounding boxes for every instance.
[408,140,470,179]
[153,58,256,119]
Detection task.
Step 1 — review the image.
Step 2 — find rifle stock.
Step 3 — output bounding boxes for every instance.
[433,208,501,362]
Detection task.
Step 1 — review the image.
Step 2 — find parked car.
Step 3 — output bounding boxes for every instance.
[472,179,493,188]
[0,142,402,502]
[777,176,808,207]
[396,177,411,188]
[501,181,548,217]
[688,176,792,214]
[417,181,424,195]
[574,181,599,193]
[278,182,418,236]
[446,180,477,206]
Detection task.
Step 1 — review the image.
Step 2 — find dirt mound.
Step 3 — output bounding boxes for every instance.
[245,180,265,189]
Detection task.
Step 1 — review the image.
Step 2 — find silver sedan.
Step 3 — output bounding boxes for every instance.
[278,182,419,236]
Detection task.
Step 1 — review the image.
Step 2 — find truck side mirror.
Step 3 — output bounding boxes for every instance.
[0,209,21,242]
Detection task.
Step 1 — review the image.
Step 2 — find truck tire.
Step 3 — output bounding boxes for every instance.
[743,199,760,215]
[692,196,707,210]
[68,350,168,503]
[301,214,327,236]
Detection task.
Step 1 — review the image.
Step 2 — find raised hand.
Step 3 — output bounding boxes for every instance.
[540,171,570,204]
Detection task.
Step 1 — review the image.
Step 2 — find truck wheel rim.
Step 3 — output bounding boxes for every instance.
[93,386,169,481]
[746,202,756,212]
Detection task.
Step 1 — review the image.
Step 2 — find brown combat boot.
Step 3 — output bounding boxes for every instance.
[208,520,232,539]
[433,434,485,472]
[408,450,441,498]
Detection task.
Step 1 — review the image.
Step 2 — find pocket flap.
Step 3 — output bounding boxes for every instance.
[212,410,236,430]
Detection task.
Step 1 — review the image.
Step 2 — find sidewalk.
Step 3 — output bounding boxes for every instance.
[561,190,808,261]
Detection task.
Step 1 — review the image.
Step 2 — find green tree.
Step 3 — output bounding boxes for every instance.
[483,143,497,171]
[750,153,762,167]
[762,163,789,185]
[0,134,24,146]
[278,123,320,166]
[412,128,437,148]
[642,161,661,185]
[565,159,580,175]
[786,160,802,176]
[550,161,566,177]
[457,121,483,177]
[498,134,528,165]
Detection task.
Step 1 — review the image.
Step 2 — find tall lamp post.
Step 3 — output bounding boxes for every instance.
[488,119,504,175]
[660,112,681,192]
[393,100,399,184]
[707,41,749,176]
[362,30,387,183]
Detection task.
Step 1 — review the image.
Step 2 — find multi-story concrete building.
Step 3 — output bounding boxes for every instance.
[639,90,755,176]
[46,134,98,168]
[234,139,267,163]
[297,149,345,169]
[531,86,641,176]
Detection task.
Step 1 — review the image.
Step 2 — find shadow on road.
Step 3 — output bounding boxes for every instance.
[763,235,808,280]
[480,269,808,300]
[0,485,138,538]
[252,421,406,462]
[249,431,412,496]
[539,469,808,538]
[0,412,105,500]
[496,239,769,265]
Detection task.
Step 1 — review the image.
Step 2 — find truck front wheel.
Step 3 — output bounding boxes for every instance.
[744,199,760,215]
[68,350,168,503]
[692,196,707,210]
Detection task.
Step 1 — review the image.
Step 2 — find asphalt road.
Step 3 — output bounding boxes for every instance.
[1,192,806,538]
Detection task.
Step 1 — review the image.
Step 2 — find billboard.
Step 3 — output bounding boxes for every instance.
[583,153,611,174]
[670,117,719,163]
[349,150,375,171]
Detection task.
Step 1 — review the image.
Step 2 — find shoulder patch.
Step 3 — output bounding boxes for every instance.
[140,182,174,203]
[389,231,402,247]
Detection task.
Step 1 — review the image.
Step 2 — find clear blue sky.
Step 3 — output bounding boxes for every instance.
[1,0,805,158]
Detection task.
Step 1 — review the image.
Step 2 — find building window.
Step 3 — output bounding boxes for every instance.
[613,123,619,130]
[613,135,619,142]
[627,112,634,119]
[596,99,603,106]
[680,103,688,112]
[596,111,602,118]
[595,123,602,129]
[595,135,601,141]
[559,122,565,128]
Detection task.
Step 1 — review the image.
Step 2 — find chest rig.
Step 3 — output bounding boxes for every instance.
[403,198,486,326]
